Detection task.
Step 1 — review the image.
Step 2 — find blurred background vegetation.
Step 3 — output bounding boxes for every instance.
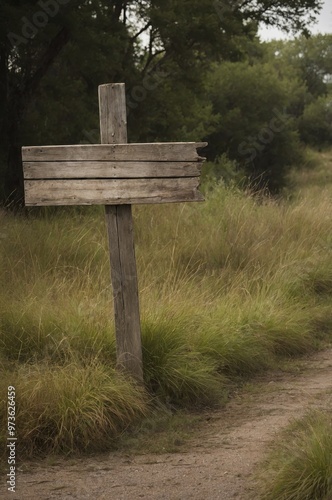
[0,0,331,203]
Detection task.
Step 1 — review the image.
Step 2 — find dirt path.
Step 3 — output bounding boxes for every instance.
[4,348,332,500]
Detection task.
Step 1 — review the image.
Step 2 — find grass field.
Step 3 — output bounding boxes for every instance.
[0,148,331,458]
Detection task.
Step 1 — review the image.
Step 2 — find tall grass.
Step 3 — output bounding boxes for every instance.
[258,410,332,500]
[0,149,331,457]
[0,363,148,456]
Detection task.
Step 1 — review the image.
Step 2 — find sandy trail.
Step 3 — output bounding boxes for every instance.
[4,348,332,500]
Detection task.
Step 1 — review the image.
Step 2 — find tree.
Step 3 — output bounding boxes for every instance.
[0,0,139,200]
[299,96,332,146]
[205,60,303,192]
[262,35,332,146]
[0,0,322,205]
[263,35,332,100]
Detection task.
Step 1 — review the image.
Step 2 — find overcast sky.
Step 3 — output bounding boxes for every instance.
[259,0,332,40]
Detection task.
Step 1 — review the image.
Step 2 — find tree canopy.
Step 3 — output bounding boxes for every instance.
[0,0,325,202]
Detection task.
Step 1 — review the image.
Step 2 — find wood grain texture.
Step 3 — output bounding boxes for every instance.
[24,178,204,206]
[105,204,143,380]
[99,83,143,382]
[23,160,202,179]
[22,142,207,162]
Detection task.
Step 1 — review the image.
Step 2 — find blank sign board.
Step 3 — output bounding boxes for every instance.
[22,142,207,206]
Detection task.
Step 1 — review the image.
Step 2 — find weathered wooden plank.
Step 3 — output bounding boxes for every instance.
[23,160,202,179]
[105,204,144,378]
[22,142,207,162]
[24,177,204,206]
[99,82,143,382]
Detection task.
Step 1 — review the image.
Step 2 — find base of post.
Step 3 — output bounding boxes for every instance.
[116,353,144,383]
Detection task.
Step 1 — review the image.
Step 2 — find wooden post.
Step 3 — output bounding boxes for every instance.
[98,83,143,381]
[22,83,207,382]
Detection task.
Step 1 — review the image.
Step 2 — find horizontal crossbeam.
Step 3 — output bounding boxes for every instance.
[22,142,207,206]
[24,178,204,206]
[22,142,207,162]
[23,161,202,180]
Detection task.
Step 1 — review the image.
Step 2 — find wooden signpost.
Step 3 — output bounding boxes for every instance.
[22,83,206,381]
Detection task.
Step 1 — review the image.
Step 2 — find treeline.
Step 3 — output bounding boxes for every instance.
[204,35,332,191]
[0,0,330,204]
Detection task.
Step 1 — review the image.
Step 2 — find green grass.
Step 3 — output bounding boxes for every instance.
[258,410,332,500]
[0,362,148,456]
[0,148,331,458]
[142,313,227,407]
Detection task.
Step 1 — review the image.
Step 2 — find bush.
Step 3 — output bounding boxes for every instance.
[206,61,303,192]
[299,96,332,147]
[201,154,244,187]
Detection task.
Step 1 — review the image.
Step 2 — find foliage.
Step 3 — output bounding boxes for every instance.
[200,155,243,186]
[0,0,324,203]
[299,96,332,146]
[205,60,303,192]
[262,35,332,150]
[263,35,332,98]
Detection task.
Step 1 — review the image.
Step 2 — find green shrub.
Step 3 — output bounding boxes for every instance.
[201,155,244,187]
[206,61,303,192]
[299,96,332,147]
